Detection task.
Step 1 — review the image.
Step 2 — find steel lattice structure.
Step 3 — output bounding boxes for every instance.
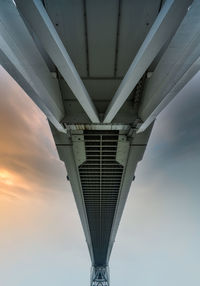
[91,267,110,286]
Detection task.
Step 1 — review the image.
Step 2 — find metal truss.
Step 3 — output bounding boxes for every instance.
[91,267,110,286]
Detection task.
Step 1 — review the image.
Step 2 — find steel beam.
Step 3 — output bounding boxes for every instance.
[138,0,200,132]
[15,0,100,124]
[49,123,95,264]
[106,125,153,263]
[0,0,65,132]
[103,0,192,123]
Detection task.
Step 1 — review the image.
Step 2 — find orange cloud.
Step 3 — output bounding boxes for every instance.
[0,169,14,186]
[0,66,66,203]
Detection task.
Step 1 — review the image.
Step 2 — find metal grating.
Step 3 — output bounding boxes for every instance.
[79,131,124,266]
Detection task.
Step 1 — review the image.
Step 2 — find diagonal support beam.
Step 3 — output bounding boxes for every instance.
[137,0,200,133]
[0,0,65,133]
[103,0,192,123]
[16,0,100,124]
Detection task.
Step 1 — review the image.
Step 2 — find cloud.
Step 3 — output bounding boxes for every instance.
[0,66,90,286]
[1,66,200,286]
[0,66,68,201]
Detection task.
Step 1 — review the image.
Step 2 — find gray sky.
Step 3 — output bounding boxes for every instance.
[0,66,200,285]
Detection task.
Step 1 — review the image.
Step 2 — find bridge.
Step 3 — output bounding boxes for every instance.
[1,0,200,285]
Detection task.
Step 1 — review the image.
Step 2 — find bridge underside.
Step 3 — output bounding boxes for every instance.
[69,127,152,267]
[78,130,125,266]
[1,0,200,284]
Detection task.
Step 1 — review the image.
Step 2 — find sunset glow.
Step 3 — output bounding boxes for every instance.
[0,169,14,186]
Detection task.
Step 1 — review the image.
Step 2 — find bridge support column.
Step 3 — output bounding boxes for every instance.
[90,266,110,286]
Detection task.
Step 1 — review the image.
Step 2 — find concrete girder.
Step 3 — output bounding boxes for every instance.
[103,0,192,124]
[0,0,65,133]
[138,0,200,132]
[15,0,100,124]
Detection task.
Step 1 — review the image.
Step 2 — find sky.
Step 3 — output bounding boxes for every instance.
[0,65,200,285]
